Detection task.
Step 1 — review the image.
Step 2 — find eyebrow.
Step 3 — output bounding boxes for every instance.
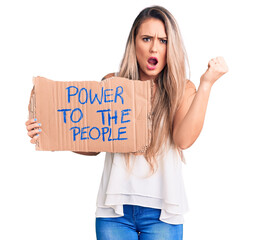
[141,34,167,39]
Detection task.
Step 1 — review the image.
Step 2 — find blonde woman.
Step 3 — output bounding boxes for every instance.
[26,5,228,240]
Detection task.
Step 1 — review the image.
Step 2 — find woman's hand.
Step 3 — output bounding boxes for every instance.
[200,56,229,88]
[25,118,42,144]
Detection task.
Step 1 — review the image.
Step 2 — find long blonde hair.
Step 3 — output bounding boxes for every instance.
[118,6,189,175]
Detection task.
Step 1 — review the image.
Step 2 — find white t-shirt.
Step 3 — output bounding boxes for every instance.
[95,141,189,224]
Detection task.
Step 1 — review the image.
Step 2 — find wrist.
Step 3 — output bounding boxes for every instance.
[199,80,213,92]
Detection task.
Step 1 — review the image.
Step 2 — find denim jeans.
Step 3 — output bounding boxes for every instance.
[96,204,183,240]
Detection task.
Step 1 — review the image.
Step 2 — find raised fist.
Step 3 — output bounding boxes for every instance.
[200,56,229,87]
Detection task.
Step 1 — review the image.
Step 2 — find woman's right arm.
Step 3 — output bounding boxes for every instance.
[25,118,42,144]
[25,118,100,156]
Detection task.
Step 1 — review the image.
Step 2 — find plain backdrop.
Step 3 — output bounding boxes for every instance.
[0,0,253,239]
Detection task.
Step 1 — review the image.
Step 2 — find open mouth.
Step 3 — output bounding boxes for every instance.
[148,57,158,66]
[147,57,158,70]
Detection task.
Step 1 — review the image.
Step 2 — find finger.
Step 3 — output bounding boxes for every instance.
[28,128,42,138]
[217,57,227,65]
[30,134,39,144]
[214,57,228,71]
[208,59,216,68]
[25,118,37,126]
[26,122,42,131]
[215,56,224,64]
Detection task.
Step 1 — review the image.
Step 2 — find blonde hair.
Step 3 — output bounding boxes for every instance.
[118,6,189,176]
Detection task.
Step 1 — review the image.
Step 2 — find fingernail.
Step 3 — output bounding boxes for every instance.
[38,123,41,126]
[34,118,37,122]
[38,129,42,132]
[36,134,39,137]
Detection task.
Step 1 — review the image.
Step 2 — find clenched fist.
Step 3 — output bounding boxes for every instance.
[200,56,229,87]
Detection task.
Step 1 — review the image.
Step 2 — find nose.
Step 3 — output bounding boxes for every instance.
[149,40,158,53]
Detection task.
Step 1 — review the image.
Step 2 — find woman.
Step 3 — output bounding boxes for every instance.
[26,5,228,240]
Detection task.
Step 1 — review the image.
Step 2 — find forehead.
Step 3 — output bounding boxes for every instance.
[137,18,167,37]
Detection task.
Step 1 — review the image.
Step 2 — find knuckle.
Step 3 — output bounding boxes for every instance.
[27,123,36,131]
[30,136,38,144]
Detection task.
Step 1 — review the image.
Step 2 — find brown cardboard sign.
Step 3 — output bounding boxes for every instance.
[29,76,152,153]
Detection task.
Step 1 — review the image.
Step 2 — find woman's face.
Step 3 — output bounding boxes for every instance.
[135,18,167,81]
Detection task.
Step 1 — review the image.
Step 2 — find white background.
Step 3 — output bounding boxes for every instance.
[0,0,253,239]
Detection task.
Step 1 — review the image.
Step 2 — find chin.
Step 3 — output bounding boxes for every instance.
[146,71,160,78]
[139,67,162,80]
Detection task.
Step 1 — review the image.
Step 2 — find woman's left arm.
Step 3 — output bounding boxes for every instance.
[172,56,229,149]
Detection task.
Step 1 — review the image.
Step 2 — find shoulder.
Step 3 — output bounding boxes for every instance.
[183,79,196,99]
[173,80,196,130]
[185,79,196,91]
[101,73,115,81]
[177,79,196,110]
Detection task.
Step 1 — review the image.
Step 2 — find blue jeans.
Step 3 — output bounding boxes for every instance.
[96,204,183,240]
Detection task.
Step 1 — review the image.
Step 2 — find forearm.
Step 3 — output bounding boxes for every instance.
[173,82,212,149]
[73,151,100,156]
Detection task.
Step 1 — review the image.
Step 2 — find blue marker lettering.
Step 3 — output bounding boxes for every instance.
[97,109,110,125]
[70,108,83,123]
[121,109,131,124]
[89,87,103,104]
[104,89,113,103]
[78,88,88,104]
[108,110,118,126]
[81,126,90,140]
[108,127,113,141]
[89,127,100,140]
[101,127,109,142]
[115,86,124,104]
[118,127,127,140]
[57,109,71,123]
[70,127,80,141]
[66,86,78,103]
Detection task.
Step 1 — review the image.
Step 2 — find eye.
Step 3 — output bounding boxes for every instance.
[143,37,151,42]
[160,39,167,44]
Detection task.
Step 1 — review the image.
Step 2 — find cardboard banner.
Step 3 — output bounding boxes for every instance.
[29,76,152,153]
